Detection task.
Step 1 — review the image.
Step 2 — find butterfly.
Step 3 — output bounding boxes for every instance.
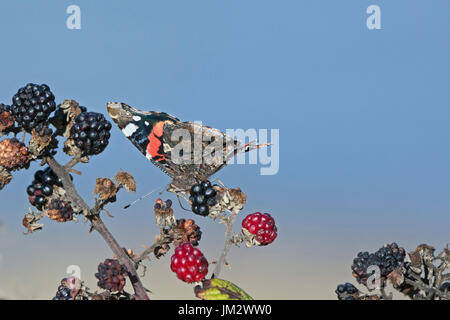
[107,102,267,191]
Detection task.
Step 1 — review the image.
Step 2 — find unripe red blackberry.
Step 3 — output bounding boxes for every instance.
[189,180,217,216]
[241,212,278,246]
[0,138,30,171]
[47,199,74,222]
[11,83,56,132]
[70,111,112,155]
[170,242,208,283]
[0,104,15,132]
[95,259,127,292]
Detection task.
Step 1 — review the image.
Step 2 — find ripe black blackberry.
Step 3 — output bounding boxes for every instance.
[27,167,64,210]
[70,111,112,155]
[351,243,406,287]
[335,282,359,300]
[52,285,72,300]
[189,180,217,216]
[11,83,56,132]
[95,259,127,292]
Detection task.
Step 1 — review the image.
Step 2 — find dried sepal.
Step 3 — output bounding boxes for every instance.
[22,208,44,234]
[207,186,247,220]
[0,166,12,191]
[93,178,118,201]
[51,100,83,137]
[114,170,136,192]
[63,138,88,163]
[28,126,53,157]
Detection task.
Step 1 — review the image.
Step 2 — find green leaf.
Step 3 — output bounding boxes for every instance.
[194,278,253,300]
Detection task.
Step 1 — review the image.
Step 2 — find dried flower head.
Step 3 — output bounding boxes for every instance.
[114,170,136,192]
[94,178,118,201]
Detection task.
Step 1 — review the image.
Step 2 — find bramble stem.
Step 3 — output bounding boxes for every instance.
[45,156,149,300]
[212,209,239,278]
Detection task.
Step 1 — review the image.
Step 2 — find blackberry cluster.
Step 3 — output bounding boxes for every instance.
[351,243,406,286]
[0,104,14,132]
[11,83,56,132]
[335,282,359,300]
[70,112,112,155]
[189,180,217,216]
[47,199,74,222]
[95,259,127,292]
[52,284,72,300]
[27,167,63,210]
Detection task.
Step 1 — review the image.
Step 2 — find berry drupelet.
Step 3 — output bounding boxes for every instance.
[70,111,112,155]
[189,180,217,216]
[11,83,56,132]
[170,242,209,283]
[95,259,127,292]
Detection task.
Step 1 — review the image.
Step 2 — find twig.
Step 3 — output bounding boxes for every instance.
[212,208,239,278]
[45,155,149,300]
[133,234,173,266]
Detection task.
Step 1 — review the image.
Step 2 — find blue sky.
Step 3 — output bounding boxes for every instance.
[0,1,449,299]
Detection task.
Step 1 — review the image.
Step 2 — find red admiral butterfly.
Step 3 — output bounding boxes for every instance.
[107,102,267,191]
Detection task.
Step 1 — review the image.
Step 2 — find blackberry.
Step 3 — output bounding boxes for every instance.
[53,284,72,300]
[351,243,406,287]
[70,111,112,155]
[335,282,359,300]
[47,199,74,222]
[0,104,15,132]
[27,167,63,210]
[11,83,56,132]
[95,259,127,292]
[170,242,209,283]
[0,138,30,171]
[173,218,202,247]
[189,180,217,216]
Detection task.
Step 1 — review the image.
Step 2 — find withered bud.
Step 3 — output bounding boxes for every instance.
[154,198,176,228]
[94,178,118,201]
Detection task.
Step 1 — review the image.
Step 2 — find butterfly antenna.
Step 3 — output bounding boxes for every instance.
[123,185,165,209]
[176,194,192,212]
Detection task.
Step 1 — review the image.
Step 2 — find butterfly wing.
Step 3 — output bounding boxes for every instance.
[107,102,266,189]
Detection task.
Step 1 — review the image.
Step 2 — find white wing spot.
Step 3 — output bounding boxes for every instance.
[145,121,149,126]
[132,116,141,121]
[122,123,139,137]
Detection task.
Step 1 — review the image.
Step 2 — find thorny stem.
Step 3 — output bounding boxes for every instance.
[45,156,149,300]
[212,209,239,278]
